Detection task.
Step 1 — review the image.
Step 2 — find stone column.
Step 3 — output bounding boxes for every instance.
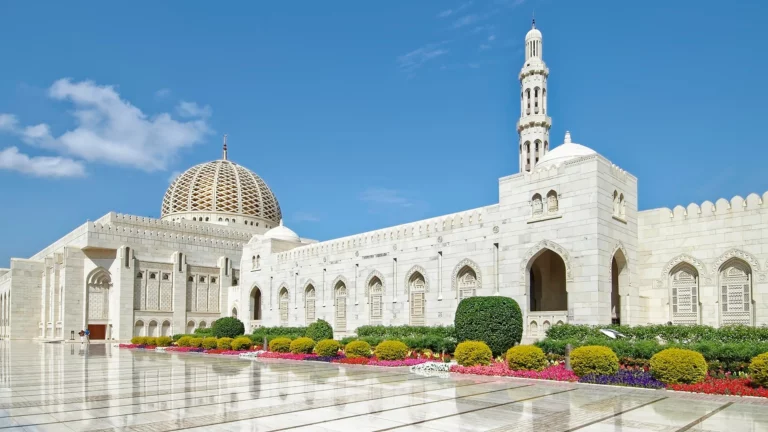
[173,252,188,337]
[218,256,231,320]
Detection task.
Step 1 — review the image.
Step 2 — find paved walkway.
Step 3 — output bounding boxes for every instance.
[0,342,766,431]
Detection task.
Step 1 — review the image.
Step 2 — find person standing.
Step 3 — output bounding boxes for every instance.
[79,330,85,344]
[84,328,90,344]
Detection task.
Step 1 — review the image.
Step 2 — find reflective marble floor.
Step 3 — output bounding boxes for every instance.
[0,342,766,431]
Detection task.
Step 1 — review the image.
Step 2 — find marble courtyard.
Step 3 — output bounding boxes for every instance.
[0,342,764,432]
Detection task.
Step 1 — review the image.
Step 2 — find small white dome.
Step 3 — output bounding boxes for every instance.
[536,132,596,169]
[526,20,542,40]
[263,219,300,243]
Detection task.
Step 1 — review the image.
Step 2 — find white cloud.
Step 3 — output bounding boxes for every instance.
[437,2,473,19]
[397,42,449,73]
[437,9,454,18]
[452,14,479,29]
[0,147,85,178]
[168,170,182,184]
[488,35,496,41]
[176,101,212,118]
[479,44,492,51]
[360,187,414,208]
[0,114,18,131]
[155,88,171,98]
[293,212,320,222]
[16,78,212,172]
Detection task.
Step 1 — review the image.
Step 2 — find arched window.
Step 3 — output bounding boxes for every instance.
[547,190,558,213]
[719,259,753,326]
[186,320,195,334]
[335,282,347,332]
[534,87,540,113]
[161,320,171,337]
[148,320,158,337]
[409,272,426,326]
[670,263,699,325]
[532,194,543,217]
[250,287,262,320]
[279,288,289,326]
[613,191,619,216]
[198,321,206,329]
[305,285,316,323]
[619,194,626,218]
[368,277,383,324]
[542,89,547,114]
[218,218,223,222]
[457,266,477,300]
[134,320,145,337]
[205,217,209,221]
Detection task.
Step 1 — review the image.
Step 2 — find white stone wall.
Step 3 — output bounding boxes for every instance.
[638,192,768,327]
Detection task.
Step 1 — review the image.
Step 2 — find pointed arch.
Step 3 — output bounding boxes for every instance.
[87,267,112,288]
[364,270,385,296]
[278,286,289,325]
[302,279,318,300]
[519,240,573,285]
[333,277,348,332]
[304,281,317,324]
[610,243,629,325]
[660,254,706,281]
[669,261,700,325]
[249,284,262,321]
[330,275,349,292]
[451,259,482,292]
[86,267,111,322]
[404,265,429,294]
[711,249,761,276]
[718,256,754,326]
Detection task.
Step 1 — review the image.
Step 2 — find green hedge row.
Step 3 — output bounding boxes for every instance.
[339,334,457,353]
[355,325,455,339]
[250,319,334,343]
[545,324,768,344]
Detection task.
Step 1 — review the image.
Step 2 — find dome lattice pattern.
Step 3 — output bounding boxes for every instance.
[161,160,282,223]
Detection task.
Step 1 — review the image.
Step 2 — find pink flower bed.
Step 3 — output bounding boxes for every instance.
[204,349,242,355]
[119,344,156,349]
[450,362,578,382]
[165,346,204,353]
[366,358,430,367]
[258,352,317,360]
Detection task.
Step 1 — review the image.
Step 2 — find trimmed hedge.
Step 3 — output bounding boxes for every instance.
[506,345,547,371]
[217,337,233,350]
[356,325,455,339]
[306,319,334,341]
[202,337,218,350]
[315,339,342,357]
[750,353,768,387]
[189,337,203,348]
[455,296,523,356]
[131,336,146,345]
[340,334,456,354]
[374,340,409,360]
[194,328,214,336]
[212,317,245,339]
[455,341,493,367]
[231,336,253,351]
[545,323,768,344]
[155,336,173,347]
[290,337,316,354]
[176,336,193,347]
[570,346,619,377]
[345,340,372,358]
[269,337,292,353]
[650,348,707,384]
[251,326,307,343]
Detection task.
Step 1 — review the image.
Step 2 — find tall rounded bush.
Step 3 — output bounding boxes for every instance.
[269,337,292,353]
[750,353,768,387]
[315,339,342,357]
[506,345,547,371]
[212,317,245,339]
[454,296,522,356]
[290,337,316,354]
[570,346,619,377]
[306,319,334,341]
[650,348,707,384]
[231,336,253,351]
[374,340,409,360]
[455,341,493,367]
[345,340,372,358]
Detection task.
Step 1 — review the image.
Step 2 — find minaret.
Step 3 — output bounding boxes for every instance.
[518,19,551,173]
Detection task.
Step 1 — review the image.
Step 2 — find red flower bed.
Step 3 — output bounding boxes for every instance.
[450,362,579,382]
[204,349,242,355]
[258,352,317,360]
[119,344,156,349]
[668,376,768,398]
[335,357,370,365]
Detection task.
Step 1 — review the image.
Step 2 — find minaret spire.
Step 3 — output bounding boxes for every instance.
[222,134,228,160]
[517,20,550,173]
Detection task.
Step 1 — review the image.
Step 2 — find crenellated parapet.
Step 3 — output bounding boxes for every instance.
[642,192,768,221]
[97,212,252,241]
[273,206,491,263]
[86,220,245,251]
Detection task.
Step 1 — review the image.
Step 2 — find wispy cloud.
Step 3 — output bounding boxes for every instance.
[360,187,415,208]
[452,14,480,29]
[2,79,212,173]
[168,170,182,184]
[155,88,171,99]
[437,1,473,19]
[397,42,449,74]
[0,146,85,177]
[479,44,492,51]
[488,35,497,41]
[293,212,320,222]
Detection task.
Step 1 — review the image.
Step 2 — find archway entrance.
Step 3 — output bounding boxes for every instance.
[611,249,628,325]
[527,249,567,337]
[86,267,112,340]
[250,287,262,321]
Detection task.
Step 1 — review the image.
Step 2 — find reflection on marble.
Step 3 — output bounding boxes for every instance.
[0,342,766,431]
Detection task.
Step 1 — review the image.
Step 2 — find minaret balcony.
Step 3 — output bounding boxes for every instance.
[517,115,552,131]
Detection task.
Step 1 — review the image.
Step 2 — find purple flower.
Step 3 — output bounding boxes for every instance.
[579,369,665,389]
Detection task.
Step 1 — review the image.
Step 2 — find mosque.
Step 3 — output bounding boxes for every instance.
[1,22,766,341]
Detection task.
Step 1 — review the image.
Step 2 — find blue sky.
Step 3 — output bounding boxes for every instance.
[1,1,767,265]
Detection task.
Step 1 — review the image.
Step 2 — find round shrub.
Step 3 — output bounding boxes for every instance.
[454,341,493,367]
[374,340,409,360]
[144,337,157,346]
[155,336,173,347]
[217,337,233,350]
[202,337,218,350]
[306,319,334,341]
[315,339,342,357]
[454,296,523,356]
[211,317,245,339]
[750,353,768,387]
[176,336,192,347]
[650,348,707,384]
[506,345,547,371]
[290,337,316,354]
[189,337,203,348]
[269,337,292,353]
[345,340,372,358]
[131,336,147,345]
[570,346,619,377]
[231,336,253,351]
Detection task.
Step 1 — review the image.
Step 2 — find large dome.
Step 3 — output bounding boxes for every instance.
[536,131,596,169]
[160,153,282,225]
